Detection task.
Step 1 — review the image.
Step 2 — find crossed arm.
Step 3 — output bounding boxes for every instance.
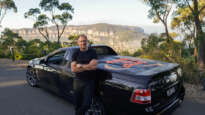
[71,59,98,73]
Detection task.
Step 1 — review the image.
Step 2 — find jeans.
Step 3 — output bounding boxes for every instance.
[74,79,95,115]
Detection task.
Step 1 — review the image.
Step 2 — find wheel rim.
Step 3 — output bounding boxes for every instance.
[26,69,37,86]
[85,98,104,115]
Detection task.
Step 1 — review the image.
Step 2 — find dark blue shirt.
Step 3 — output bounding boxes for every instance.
[72,48,98,80]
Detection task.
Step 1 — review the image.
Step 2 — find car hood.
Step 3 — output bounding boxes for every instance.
[97,55,179,77]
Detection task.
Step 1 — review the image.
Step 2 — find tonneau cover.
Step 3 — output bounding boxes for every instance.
[97,56,178,77]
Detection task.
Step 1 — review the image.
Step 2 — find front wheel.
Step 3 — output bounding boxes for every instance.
[85,97,106,115]
[26,68,38,87]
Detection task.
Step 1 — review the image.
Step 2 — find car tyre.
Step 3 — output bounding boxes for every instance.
[26,68,38,87]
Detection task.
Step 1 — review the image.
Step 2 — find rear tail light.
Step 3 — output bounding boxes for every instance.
[130,89,151,104]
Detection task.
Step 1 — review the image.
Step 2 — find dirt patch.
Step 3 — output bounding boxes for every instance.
[184,83,205,103]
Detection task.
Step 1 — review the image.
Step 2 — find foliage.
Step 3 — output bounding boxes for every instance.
[0,30,87,60]
[67,34,78,46]
[136,33,205,85]
[143,0,177,40]
[119,51,133,56]
[142,0,205,84]
[139,34,184,63]
[24,0,74,45]
[0,0,17,26]
[174,0,205,68]
[0,28,22,48]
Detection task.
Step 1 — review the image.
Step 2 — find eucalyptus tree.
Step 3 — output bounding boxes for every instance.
[0,0,17,26]
[175,0,205,68]
[25,8,50,43]
[40,0,74,44]
[25,0,74,46]
[1,28,21,48]
[143,0,177,42]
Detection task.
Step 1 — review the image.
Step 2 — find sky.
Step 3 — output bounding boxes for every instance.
[1,0,165,34]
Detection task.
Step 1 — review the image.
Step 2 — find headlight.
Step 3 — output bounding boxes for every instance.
[177,68,182,77]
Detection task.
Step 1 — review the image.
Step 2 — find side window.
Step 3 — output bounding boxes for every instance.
[47,51,66,65]
[64,48,78,68]
[64,48,78,61]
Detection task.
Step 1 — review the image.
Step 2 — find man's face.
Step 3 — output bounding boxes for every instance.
[77,37,88,50]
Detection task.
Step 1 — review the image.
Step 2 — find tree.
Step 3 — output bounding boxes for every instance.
[24,8,51,44]
[25,0,74,46]
[40,0,74,44]
[68,34,78,46]
[141,34,184,63]
[1,28,21,48]
[0,0,17,26]
[175,0,205,68]
[143,0,177,42]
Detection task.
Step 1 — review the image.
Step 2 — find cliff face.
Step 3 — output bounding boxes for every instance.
[12,23,147,53]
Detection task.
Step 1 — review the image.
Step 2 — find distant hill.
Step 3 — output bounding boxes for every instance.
[13,23,148,53]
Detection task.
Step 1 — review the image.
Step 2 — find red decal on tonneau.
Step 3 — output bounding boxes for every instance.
[106,58,147,68]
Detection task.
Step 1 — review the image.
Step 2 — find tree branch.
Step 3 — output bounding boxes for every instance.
[59,24,67,39]
[45,27,50,41]
[155,9,165,24]
[199,5,205,14]
[38,28,49,42]
[166,0,173,21]
[185,0,194,13]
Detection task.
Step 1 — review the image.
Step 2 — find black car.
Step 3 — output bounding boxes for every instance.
[26,45,185,115]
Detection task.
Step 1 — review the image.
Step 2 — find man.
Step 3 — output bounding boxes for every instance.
[71,34,98,115]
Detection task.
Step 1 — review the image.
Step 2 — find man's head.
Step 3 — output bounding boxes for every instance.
[77,34,88,51]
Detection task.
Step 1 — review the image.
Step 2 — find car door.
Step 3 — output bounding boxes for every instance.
[45,48,76,99]
[34,49,65,92]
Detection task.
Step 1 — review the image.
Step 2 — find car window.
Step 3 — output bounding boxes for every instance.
[64,48,78,61]
[47,51,66,65]
[93,46,117,56]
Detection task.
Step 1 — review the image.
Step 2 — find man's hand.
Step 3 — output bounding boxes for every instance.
[71,61,84,73]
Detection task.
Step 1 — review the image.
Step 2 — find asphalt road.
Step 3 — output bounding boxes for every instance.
[0,59,205,115]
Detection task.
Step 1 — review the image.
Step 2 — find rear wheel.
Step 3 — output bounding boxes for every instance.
[26,68,38,87]
[85,97,106,115]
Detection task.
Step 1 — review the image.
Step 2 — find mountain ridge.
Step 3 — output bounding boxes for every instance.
[13,23,147,53]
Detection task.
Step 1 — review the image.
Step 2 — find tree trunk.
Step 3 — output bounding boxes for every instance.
[197,39,205,68]
[163,22,171,43]
[194,47,197,63]
[192,0,205,68]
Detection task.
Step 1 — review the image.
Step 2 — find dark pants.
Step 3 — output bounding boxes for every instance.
[74,79,95,115]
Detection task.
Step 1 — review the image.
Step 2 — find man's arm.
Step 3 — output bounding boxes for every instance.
[71,59,98,73]
[81,59,98,70]
[71,61,84,73]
